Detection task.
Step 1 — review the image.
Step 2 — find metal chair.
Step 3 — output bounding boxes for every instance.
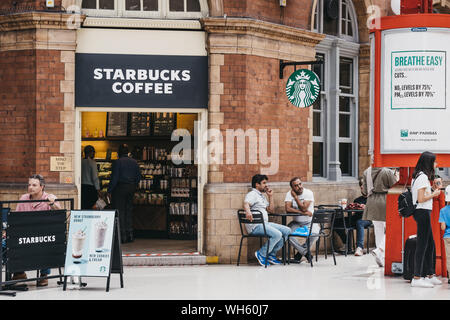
[237,209,270,268]
[287,209,336,267]
[319,204,354,256]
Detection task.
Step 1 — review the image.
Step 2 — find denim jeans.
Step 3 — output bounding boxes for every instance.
[40,268,51,275]
[251,222,291,258]
[356,219,372,249]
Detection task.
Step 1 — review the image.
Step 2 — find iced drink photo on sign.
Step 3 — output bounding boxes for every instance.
[72,229,86,262]
[95,220,108,252]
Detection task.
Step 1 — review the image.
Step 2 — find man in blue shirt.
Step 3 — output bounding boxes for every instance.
[439,185,450,284]
[108,144,141,243]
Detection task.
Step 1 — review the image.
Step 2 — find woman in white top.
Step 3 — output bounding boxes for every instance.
[410,151,442,288]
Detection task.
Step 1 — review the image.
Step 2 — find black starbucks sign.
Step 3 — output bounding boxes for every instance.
[75,53,208,109]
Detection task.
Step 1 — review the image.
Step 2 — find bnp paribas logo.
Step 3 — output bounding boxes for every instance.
[400,129,409,137]
[286,69,320,108]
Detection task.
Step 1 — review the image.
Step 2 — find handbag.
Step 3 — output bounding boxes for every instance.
[94,198,107,210]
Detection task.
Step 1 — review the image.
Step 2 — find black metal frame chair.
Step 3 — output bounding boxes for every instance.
[237,209,270,268]
[287,208,336,267]
[319,204,355,256]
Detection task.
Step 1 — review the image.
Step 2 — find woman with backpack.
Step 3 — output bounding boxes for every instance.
[410,151,442,288]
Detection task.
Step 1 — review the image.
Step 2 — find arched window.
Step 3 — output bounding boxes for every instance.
[311,0,360,180]
[312,0,358,42]
[80,0,209,19]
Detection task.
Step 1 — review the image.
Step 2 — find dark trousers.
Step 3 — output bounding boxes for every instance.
[81,184,97,209]
[334,212,363,251]
[413,209,436,277]
[112,183,136,239]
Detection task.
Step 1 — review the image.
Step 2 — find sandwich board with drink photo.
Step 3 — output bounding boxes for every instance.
[63,210,123,291]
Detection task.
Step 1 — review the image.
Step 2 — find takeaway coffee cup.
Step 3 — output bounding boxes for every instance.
[339,198,348,208]
[72,229,86,260]
[95,221,108,252]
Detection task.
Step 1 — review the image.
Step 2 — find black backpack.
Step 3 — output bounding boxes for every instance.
[397,175,419,218]
[398,189,416,217]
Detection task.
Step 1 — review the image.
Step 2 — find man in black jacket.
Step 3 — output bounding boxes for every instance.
[108,144,141,243]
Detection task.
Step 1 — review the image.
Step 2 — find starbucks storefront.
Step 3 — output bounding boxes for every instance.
[74,28,208,257]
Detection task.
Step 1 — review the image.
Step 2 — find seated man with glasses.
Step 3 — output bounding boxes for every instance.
[285,177,319,263]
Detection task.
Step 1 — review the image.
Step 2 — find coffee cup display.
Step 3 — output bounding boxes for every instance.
[340,198,348,208]
[95,221,108,252]
[72,229,86,259]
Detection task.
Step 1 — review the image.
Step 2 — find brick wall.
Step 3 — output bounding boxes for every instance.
[0,50,37,183]
[223,0,312,30]
[0,12,79,186]
[0,0,63,10]
[35,49,66,183]
[220,54,311,183]
[0,49,66,184]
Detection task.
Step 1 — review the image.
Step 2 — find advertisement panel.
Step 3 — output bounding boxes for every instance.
[381,28,450,153]
[64,210,115,277]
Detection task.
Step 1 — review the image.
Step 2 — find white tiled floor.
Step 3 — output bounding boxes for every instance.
[1,253,449,300]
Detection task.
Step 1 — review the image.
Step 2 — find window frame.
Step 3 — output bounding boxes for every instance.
[121,0,163,18]
[312,52,328,178]
[312,0,359,181]
[337,54,358,177]
[81,0,119,17]
[312,0,358,42]
[80,0,209,19]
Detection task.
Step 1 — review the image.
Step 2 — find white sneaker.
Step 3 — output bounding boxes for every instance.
[355,247,364,256]
[411,277,434,288]
[371,250,384,267]
[425,276,442,285]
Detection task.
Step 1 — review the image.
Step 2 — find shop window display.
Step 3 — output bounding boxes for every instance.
[82,112,198,240]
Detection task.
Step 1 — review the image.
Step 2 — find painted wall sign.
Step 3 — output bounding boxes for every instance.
[75,53,208,109]
[381,28,450,154]
[285,69,320,108]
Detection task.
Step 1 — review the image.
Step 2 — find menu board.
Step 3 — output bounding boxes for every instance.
[64,210,115,277]
[130,112,151,136]
[106,112,128,137]
[153,112,176,136]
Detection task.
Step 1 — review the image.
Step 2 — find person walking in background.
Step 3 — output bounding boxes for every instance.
[410,151,442,288]
[81,145,101,209]
[13,174,61,286]
[108,144,141,244]
[439,185,450,285]
[362,155,398,267]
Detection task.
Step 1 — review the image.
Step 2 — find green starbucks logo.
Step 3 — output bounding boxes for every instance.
[286,69,320,108]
